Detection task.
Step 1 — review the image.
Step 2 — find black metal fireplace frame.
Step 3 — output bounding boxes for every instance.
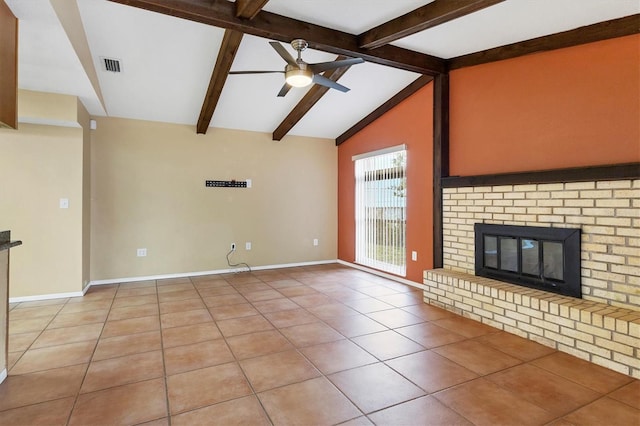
[474,223,581,298]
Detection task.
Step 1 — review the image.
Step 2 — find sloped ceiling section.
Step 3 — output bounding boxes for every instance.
[394,0,640,58]
[78,0,226,126]
[8,0,105,116]
[5,0,640,139]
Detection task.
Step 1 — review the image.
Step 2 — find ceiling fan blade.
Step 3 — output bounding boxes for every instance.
[309,57,364,74]
[228,70,284,74]
[269,42,298,67]
[277,83,292,97]
[312,74,350,92]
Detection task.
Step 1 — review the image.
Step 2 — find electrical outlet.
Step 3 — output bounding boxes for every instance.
[231,243,236,251]
[313,239,319,246]
[137,248,147,257]
[245,242,252,250]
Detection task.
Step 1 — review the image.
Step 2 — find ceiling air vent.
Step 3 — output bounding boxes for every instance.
[102,57,121,73]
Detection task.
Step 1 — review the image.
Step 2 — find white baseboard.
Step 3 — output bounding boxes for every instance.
[9,290,85,304]
[89,269,239,286]
[88,259,339,287]
[251,259,337,271]
[10,260,338,302]
[337,259,425,290]
[0,369,7,384]
[11,259,419,303]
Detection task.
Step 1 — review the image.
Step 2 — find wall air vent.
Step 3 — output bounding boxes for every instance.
[102,57,121,73]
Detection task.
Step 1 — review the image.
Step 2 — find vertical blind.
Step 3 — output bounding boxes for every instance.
[354,145,407,276]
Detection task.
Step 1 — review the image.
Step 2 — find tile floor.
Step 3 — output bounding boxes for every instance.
[1,264,638,425]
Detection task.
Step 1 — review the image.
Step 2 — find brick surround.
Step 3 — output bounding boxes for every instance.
[424,178,640,377]
[441,179,639,310]
[424,269,640,378]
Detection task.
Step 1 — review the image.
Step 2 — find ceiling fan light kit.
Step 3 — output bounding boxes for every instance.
[230,38,365,96]
[285,67,313,87]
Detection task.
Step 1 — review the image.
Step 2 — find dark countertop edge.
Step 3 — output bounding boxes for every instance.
[0,241,22,251]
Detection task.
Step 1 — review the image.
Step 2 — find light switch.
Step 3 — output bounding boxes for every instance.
[59,198,69,209]
[411,251,418,261]
[246,179,252,188]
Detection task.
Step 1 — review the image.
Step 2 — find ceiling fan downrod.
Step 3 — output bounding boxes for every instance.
[291,39,308,62]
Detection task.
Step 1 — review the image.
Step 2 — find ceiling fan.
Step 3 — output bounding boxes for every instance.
[229,39,365,97]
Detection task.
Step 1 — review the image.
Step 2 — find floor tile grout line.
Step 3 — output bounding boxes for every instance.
[218,272,334,422]
[234,269,580,423]
[9,294,116,375]
[155,279,175,426]
[68,278,174,424]
[246,274,371,423]
[7,300,69,371]
[220,271,371,423]
[169,275,276,425]
[2,290,119,417]
[599,380,638,409]
[226,272,439,421]
[410,338,629,424]
[428,387,485,425]
[292,284,421,421]
[4,265,637,424]
[429,376,586,426]
[528,353,633,395]
[482,369,602,426]
[64,282,120,426]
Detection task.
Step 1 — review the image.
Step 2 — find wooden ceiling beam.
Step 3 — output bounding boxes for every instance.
[235,0,269,20]
[196,29,243,134]
[107,0,446,75]
[432,73,449,268]
[449,14,640,70]
[273,56,352,141]
[359,0,504,50]
[336,74,434,145]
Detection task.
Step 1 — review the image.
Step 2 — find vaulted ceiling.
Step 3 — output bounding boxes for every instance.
[7,0,639,140]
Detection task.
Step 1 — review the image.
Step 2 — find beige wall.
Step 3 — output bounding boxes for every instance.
[0,90,89,298]
[0,124,84,297]
[18,90,78,124]
[78,100,91,290]
[91,117,337,281]
[1,91,336,296]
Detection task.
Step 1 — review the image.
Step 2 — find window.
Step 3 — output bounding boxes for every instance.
[354,145,407,276]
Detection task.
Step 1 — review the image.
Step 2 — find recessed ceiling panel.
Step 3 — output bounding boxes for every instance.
[393,0,640,58]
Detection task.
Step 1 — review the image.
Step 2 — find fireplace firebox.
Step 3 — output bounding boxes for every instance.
[474,223,581,298]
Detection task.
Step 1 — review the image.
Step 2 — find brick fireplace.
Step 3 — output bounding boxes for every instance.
[424,175,640,378]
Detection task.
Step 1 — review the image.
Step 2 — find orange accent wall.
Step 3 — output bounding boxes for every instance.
[337,83,434,283]
[450,35,640,176]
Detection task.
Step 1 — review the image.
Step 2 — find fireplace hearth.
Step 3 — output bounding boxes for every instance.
[474,223,581,298]
[429,177,639,377]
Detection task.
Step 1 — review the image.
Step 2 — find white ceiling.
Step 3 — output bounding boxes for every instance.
[6,0,639,139]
